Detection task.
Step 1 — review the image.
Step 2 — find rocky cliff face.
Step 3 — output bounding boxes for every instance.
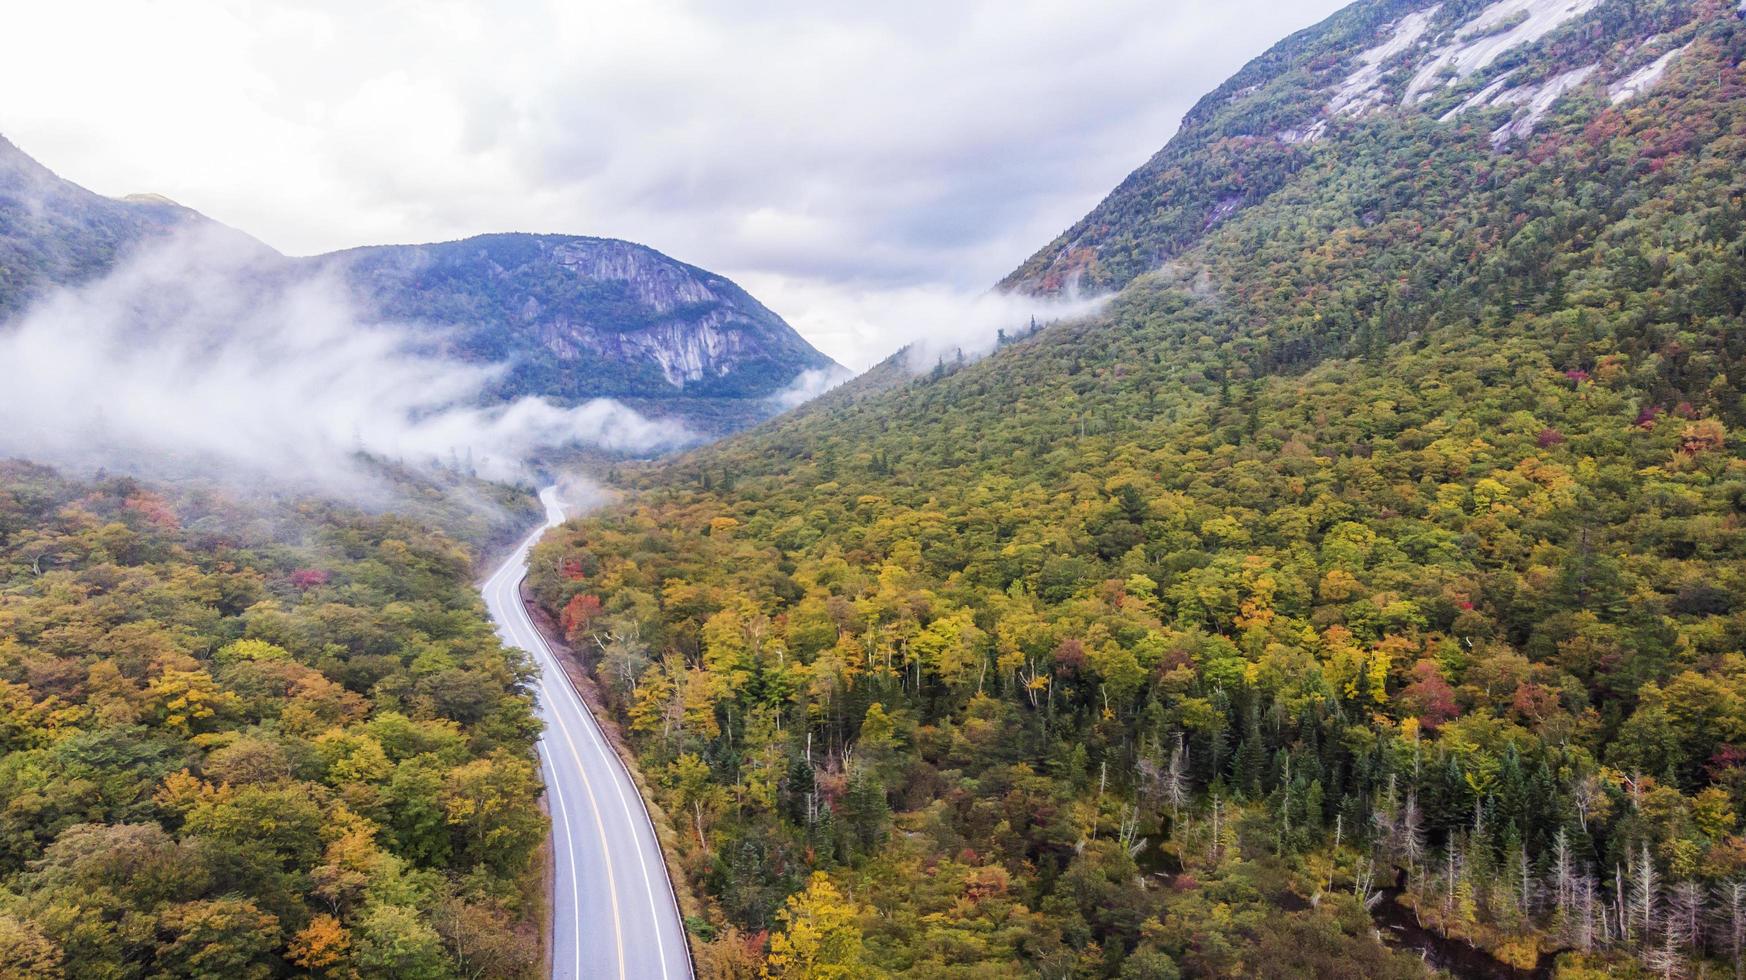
[330,233,836,414]
[1004,0,1729,297]
[551,309,756,387]
[512,236,812,390]
[539,239,772,386]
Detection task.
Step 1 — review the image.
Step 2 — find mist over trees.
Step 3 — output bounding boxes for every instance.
[0,463,545,978]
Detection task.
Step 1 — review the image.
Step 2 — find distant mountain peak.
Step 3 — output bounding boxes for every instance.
[329,232,838,418]
[0,133,220,317]
[118,191,183,207]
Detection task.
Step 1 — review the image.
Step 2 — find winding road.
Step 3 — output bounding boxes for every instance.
[483,487,692,980]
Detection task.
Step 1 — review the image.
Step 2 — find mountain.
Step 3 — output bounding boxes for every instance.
[525,1,1746,976]
[0,135,256,319]
[324,233,836,431]
[0,137,835,435]
[1005,0,1735,297]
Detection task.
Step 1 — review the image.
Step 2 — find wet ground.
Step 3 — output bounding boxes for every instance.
[1370,868,1560,979]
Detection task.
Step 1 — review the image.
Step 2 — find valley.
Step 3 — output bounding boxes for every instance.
[519,0,1746,976]
[1,0,1744,977]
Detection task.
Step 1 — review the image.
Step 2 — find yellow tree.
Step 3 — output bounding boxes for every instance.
[441,753,544,875]
[909,607,984,691]
[287,914,352,976]
[145,668,235,735]
[703,603,757,706]
[764,872,871,979]
[737,707,785,814]
[0,914,62,980]
[629,661,677,738]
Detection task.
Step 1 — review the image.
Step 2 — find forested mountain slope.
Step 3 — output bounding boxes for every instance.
[0,136,261,320]
[528,0,1746,975]
[1005,0,1738,298]
[0,462,546,978]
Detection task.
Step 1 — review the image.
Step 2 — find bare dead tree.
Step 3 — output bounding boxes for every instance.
[1635,844,1660,947]
[1642,927,1686,980]
[1279,754,1293,846]
[1668,881,1704,962]
[1517,844,1535,919]
[1717,879,1746,980]
[1354,853,1383,910]
[1575,874,1597,953]
[1163,734,1189,831]
[1618,863,1632,945]
[1645,889,1694,980]
[1401,792,1425,870]
[1623,771,1646,811]
[1552,828,1575,915]
[1444,845,1460,921]
[1208,794,1224,864]
[1571,774,1602,835]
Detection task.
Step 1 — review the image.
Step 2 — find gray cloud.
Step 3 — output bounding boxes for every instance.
[1,0,1347,369]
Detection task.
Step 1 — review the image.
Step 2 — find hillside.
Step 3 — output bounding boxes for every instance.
[1005,0,1736,297]
[0,138,835,436]
[527,0,1746,976]
[0,136,263,320]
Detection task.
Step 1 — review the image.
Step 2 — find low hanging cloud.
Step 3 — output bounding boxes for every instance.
[0,226,693,494]
[742,274,1109,375]
[765,364,859,411]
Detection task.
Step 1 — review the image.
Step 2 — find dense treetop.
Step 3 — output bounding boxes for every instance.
[529,1,1746,975]
[0,462,545,979]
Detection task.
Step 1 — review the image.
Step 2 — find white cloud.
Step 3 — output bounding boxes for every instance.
[766,365,858,412]
[0,226,693,494]
[0,0,1348,370]
[742,275,1108,374]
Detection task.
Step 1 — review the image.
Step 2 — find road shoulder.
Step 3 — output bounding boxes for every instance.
[518,580,704,969]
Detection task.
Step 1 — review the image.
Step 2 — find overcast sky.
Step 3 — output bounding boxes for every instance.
[2,0,1346,369]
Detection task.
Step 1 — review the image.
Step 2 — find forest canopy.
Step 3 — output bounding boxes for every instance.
[0,462,545,979]
[526,4,1746,976]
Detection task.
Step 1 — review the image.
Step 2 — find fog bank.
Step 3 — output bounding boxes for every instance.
[0,227,694,496]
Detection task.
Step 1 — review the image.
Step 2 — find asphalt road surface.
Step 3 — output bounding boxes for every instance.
[482,486,691,980]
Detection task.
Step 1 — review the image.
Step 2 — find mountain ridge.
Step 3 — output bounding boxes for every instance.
[0,136,837,435]
[0,134,266,317]
[323,232,833,413]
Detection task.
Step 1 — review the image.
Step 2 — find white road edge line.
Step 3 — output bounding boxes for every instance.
[512,567,671,979]
[488,530,624,980]
[535,697,583,980]
[487,491,695,980]
[518,487,693,979]
[532,669,626,980]
[577,674,673,980]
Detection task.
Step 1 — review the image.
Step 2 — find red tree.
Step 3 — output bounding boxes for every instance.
[1397,659,1459,730]
[560,594,603,643]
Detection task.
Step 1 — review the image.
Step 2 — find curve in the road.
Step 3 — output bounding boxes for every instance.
[483,487,692,980]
